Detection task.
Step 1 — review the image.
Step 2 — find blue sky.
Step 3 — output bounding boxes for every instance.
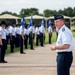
[0,0,75,14]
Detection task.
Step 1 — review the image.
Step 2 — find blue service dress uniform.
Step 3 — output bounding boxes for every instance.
[43,26,46,44]
[19,26,26,54]
[24,27,29,49]
[0,26,2,62]
[6,26,10,44]
[0,27,7,62]
[35,26,40,46]
[48,25,53,44]
[15,26,20,47]
[39,25,45,46]
[29,26,34,50]
[32,25,35,40]
[9,26,16,53]
[56,25,74,75]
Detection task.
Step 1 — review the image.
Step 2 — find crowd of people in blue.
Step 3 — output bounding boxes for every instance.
[0,15,53,63]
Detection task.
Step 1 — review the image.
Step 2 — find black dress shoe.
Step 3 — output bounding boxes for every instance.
[25,47,28,49]
[20,52,26,54]
[0,60,8,63]
[31,49,35,50]
[41,46,45,47]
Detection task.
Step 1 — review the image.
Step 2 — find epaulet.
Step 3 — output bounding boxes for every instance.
[62,28,65,32]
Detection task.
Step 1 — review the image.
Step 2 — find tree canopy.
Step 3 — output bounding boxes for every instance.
[0,7,75,17]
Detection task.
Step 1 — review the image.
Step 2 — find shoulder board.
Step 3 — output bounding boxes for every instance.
[62,28,65,32]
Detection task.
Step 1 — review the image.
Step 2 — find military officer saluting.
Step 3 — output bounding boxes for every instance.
[50,14,74,75]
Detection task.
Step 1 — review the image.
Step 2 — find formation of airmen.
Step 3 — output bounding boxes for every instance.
[0,20,53,63]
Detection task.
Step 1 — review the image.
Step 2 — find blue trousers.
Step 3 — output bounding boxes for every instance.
[0,39,7,61]
[40,33,44,46]
[19,35,23,53]
[57,52,73,75]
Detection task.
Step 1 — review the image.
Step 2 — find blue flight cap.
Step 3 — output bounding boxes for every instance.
[0,21,7,25]
[54,14,64,20]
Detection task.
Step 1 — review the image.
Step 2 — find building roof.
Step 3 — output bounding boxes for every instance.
[0,14,20,19]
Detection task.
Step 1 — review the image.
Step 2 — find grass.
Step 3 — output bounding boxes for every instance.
[71,25,75,30]
[72,31,75,37]
[45,31,56,44]
[71,25,75,37]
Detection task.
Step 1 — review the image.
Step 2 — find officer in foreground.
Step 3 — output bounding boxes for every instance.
[50,14,74,75]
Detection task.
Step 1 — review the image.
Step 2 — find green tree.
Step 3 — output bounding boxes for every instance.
[58,9,63,14]
[43,9,57,17]
[19,8,39,17]
[63,7,73,17]
[73,7,75,16]
[43,9,51,17]
[30,8,39,15]
[0,11,18,16]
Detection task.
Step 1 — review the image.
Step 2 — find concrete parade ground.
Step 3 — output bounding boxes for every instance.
[0,38,75,75]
